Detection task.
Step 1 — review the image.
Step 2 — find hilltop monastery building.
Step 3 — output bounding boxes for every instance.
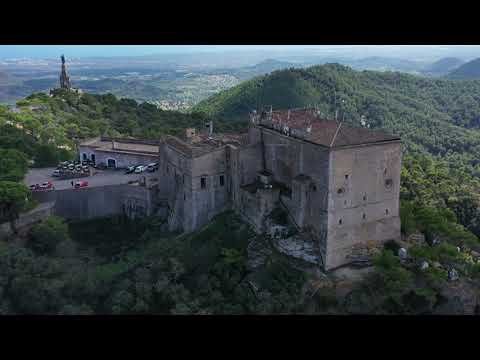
[78,108,402,270]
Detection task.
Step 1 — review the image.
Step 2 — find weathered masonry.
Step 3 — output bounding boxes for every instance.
[155,108,402,270]
[31,180,160,221]
[79,137,159,168]
[244,109,402,269]
[67,108,402,270]
[157,128,248,232]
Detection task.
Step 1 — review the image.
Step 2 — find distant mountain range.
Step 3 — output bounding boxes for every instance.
[422,57,465,77]
[340,56,427,73]
[2,54,480,106]
[446,58,480,80]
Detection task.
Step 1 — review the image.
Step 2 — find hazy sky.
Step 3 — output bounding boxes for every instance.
[1,45,480,60]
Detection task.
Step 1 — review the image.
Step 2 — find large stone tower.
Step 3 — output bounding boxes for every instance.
[59,54,71,90]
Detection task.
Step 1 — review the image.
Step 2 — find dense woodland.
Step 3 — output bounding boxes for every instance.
[2,64,480,313]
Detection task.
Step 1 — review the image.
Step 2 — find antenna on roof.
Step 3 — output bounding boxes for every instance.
[334,89,338,121]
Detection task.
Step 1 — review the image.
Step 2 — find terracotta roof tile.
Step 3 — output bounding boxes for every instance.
[260,109,400,148]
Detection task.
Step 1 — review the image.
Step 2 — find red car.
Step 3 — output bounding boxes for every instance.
[30,182,54,191]
[74,180,89,189]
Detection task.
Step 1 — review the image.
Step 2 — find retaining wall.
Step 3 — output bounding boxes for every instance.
[0,202,54,240]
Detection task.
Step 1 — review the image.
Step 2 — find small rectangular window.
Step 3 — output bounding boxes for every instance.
[201,177,206,189]
[220,175,225,187]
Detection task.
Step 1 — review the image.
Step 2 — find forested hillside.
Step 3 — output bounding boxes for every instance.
[8,89,242,143]
[2,69,480,314]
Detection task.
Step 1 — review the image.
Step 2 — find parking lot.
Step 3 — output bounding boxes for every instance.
[24,167,157,190]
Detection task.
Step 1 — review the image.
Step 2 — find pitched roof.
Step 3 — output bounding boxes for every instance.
[79,137,159,155]
[259,108,400,148]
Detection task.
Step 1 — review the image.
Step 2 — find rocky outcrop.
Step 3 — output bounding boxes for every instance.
[274,233,320,265]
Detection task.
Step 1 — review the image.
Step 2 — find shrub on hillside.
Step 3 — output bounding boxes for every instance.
[29,216,70,255]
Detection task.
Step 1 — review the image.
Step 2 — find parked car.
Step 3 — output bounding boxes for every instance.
[134,165,146,174]
[52,169,61,177]
[74,180,89,189]
[31,181,54,191]
[40,181,55,190]
[125,165,137,174]
[147,163,159,172]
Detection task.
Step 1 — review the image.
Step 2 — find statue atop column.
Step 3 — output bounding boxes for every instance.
[59,54,72,89]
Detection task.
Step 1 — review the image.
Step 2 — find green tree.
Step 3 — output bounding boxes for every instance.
[33,144,61,167]
[0,149,29,182]
[28,216,70,255]
[0,181,30,234]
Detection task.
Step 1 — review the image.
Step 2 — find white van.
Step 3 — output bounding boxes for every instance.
[134,165,146,174]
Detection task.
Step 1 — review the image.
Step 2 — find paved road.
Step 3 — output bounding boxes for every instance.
[24,167,156,190]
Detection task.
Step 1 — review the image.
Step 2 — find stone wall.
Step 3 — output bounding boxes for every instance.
[237,187,280,232]
[158,143,231,233]
[31,184,155,221]
[324,141,402,270]
[249,125,330,256]
[0,202,54,240]
[237,144,263,186]
[189,148,230,232]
